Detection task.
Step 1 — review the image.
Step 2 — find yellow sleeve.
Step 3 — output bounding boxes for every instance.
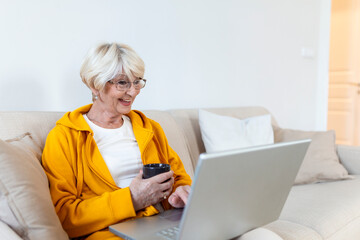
[151,120,192,190]
[41,127,136,238]
[166,143,193,190]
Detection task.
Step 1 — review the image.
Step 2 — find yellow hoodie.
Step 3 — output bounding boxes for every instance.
[42,104,192,239]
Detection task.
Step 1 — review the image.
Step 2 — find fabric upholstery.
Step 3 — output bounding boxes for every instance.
[169,106,278,168]
[236,227,283,240]
[198,110,274,152]
[278,176,360,239]
[327,215,360,240]
[0,220,22,240]
[0,133,68,240]
[337,145,360,175]
[274,128,350,184]
[0,112,64,146]
[265,220,322,240]
[1,108,360,240]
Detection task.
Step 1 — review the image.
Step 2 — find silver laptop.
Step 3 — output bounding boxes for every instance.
[110,139,310,240]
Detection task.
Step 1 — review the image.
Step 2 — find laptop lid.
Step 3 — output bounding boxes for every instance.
[178,139,310,239]
[110,139,310,240]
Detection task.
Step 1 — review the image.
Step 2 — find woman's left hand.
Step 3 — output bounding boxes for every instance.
[168,185,191,208]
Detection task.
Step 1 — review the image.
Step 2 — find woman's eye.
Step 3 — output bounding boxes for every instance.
[133,80,140,86]
[117,80,128,86]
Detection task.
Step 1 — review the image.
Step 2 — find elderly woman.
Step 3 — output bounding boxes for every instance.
[42,43,192,240]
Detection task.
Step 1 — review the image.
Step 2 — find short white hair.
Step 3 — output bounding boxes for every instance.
[80,43,145,91]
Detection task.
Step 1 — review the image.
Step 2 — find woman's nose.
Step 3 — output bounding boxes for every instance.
[125,83,138,95]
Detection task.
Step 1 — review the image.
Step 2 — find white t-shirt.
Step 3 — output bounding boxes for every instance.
[83,114,142,188]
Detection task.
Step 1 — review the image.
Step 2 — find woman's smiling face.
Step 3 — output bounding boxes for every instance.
[94,74,141,117]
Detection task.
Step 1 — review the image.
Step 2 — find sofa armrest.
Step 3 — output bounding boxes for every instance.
[337,145,360,175]
[0,221,22,240]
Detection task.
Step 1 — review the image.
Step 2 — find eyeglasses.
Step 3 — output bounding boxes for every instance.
[108,77,147,91]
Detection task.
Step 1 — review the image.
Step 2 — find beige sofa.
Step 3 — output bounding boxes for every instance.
[1,107,360,240]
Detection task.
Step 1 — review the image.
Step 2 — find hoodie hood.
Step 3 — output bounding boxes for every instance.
[56,104,93,132]
[56,104,154,134]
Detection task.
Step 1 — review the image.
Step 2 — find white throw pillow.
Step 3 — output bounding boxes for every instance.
[199,110,274,153]
[0,133,68,240]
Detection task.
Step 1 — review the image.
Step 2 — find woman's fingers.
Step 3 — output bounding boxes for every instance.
[169,194,184,208]
[130,170,176,210]
[148,171,174,193]
[175,186,189,205]
[131,171,192,210]
[152,170,174,183]
[162,178,174,196]
[159,177,174,192]
[168,185,191,208]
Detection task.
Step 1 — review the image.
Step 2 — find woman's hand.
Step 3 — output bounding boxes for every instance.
[129,170,174,211]
[168,185,191,208]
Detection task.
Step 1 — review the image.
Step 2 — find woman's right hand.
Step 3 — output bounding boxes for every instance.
[129,170,174,211]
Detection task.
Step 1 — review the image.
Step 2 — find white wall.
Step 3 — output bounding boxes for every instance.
[0,0,331,131]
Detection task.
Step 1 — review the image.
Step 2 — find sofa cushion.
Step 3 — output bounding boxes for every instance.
[0,133,68,240]
[274,128,350,184]
[199,109,274,153]
[278,176,360,239]
[236,227,283,240]
[169,107,278,168]
[0,220,22,240]
[265,220,322,240]
[337,145,360,175]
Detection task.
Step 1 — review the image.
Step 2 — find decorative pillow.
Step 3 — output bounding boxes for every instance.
[274,128,351,185]
[199,109,274,153]
[0,133,68,239]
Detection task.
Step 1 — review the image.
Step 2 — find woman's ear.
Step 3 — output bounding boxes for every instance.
[90,87,99,96]
[90,88,100,101]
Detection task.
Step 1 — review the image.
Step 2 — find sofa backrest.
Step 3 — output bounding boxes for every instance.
[0,106,278,179]
[0,110,195,178]
[0,111,64,149]
[169,106,279,168]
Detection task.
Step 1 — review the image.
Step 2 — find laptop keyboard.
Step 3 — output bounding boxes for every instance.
[156,226,180,240]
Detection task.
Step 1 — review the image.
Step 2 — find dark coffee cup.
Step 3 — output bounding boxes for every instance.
[143,163,170,179]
